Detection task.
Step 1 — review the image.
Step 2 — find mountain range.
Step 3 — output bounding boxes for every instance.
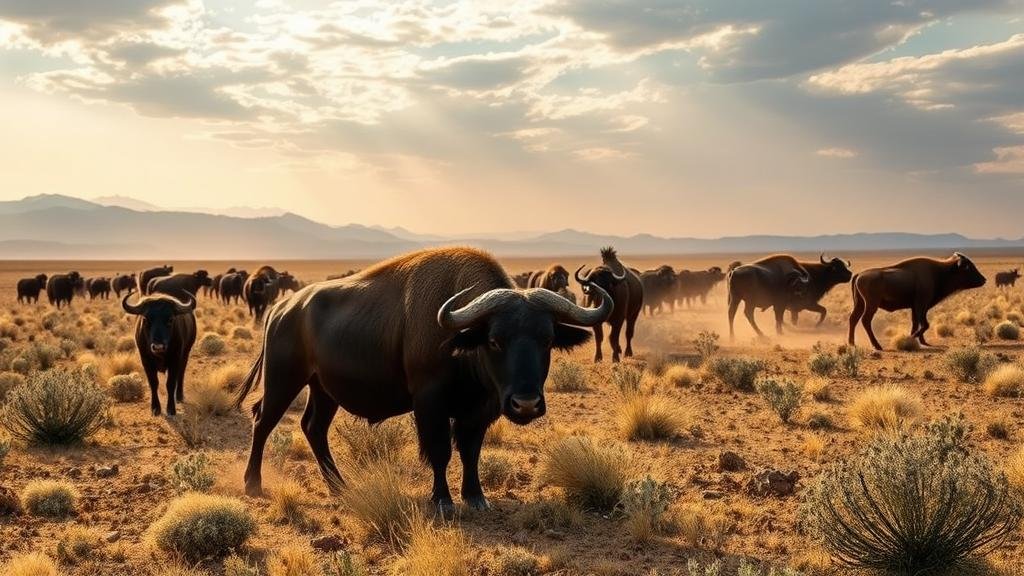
[0,194,1022,259]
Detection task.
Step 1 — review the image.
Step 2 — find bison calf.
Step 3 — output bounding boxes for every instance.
[122,294,197,416]
[848,253,986,350]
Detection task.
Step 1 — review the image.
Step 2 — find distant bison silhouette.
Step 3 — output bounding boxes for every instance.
[17,274,48,304]
[112,273,136,296]
[148,270,212,301]
[139,265,174,294]
[46,271,83,309]
[86,277,112,300]
[995,268,1020,288]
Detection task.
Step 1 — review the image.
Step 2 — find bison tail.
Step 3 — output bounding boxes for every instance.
[233,347,265,413]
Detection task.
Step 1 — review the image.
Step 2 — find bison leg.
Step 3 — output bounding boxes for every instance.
[243,364,305,497]
[809,303,827,327]
[592,324,604,363]
[176,351,189,403]
[165,363,181,416]
[413,390,455,515]
[913,307,933,347]
[728,295,740,340]
[142,361,162,417]
[789,309,800,325]
[848,293,865,346]
[860,302,883,351]
[609,321,623,363]
[624,316,637,358]
[744,301,764,337]
[773,306,786,335]
[454,419,490,511]
[301,381,344,494]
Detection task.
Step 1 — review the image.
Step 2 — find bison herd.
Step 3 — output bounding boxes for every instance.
[10,247,1014,511]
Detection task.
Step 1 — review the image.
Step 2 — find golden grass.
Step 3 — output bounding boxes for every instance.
[209,364,248,392]
[616,393,693,441]
[848,386,922,431]
[391,516,469,576]
[334,416,410,466]
[672,504,730,550]
[487,546,541,576]
[956,310,977,326]
[21,480,78,517]
[267,544,319,576]
[197,332,226,356]
[485,418,511,445]
[146,494,256,561]
[804,377,831,402]
[890,334,921,351]
[341,461,417,547]
[983,365,1024,398]
[1,552,58,576]
[662,364,700,388]
[1006,445,1024,492]
[541,436,631,511]
[269,481,308,526]
[101,351,141,381]
[802,434,826,462]
[107,372,145,402]
[56,525,103,564]
[190,378,234,416]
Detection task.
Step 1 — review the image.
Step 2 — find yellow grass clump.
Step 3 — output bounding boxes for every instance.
[210,364,248,392]
[849,386,922,431]
[542,436,631,511]
[802,435,826,462]
[890,335,920,351]
[662,364,700,388]
[146,494,256,561]
[341,461,417,547]
[983,364,1024,398]
[392,516,470,576]
[1006,445,1024,492]
[487,546,541,576]
[617,393,693,441]
[56,525,103,564]
[804,377,831,402]
[269,481,309,526]
[267,544,319,576]
[21,480,79,517]
[107,372,145,402]
[0,370,26,402]
[335,416,410,466]
[1,552,58,576]
[190,378,234,416]
[955,310,977,326]
[101,351,141,381]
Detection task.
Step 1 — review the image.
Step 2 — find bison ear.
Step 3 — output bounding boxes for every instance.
[553,324,592,351]
[449,326,488,353]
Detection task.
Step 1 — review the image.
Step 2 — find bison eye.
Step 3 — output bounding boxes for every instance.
[488,338,501,351]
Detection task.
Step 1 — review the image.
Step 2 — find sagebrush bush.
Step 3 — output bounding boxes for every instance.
[983,364,1024,398]
[692,330,720,362]
[849,386,922,431]
[617,393,691,441]
[0,370,25,402]
[945,347,997,383]
[1,369,107,444]
[619,475,673,543]
[2,552,58,576]
[21,480,78,517]
[756,378,802,423]
[198,333,226,356]
[231,326,253,340]
[335,416,410,466]
[146,494,256,561]
[707,356,765,392]
[549,359,588,392]
[995,320,1020,340]
[807,352,837,376]
[107,372,145,402]
[170,452,216,492]
[479,452,516,489]
[542,435,630,511]
[341,461,417,547]
[804,415,1023,573]
[610,364,645,395]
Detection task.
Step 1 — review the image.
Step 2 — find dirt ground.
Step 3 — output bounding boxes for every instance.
[1,250,1023,575]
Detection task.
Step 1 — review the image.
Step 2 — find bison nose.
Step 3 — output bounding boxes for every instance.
[510,394,542,415]
[150,343,167,354]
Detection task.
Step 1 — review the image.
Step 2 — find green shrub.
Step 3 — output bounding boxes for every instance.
[108,373,145,402]
[146,494,256,561]
[549,358,588,392]
[995,320,1020,340]
[610,364,644,395]
[945,347,997,383]
[756,378,802,423]
[21,480,78,517]
[803,415,1023,573]
[1,369,107,444]
[707,357,765,392]
[692,330,720,362]
[170,452,216,493]
[619,475,673,542]
[807,352,837,376]
[836,346,862,377]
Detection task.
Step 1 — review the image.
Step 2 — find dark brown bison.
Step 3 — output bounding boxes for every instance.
[220,270,249,305]
[575,247,644,362]
[209,268,236,299]
[112,273,136,296]
[122,293,197,416]
[676,267,726,307]
[849,253,986,350]
[995,268,1020,288]
[244,266,281,321]
[148,270,212,300]
[277,272,302,294]
[16,274,47,304]
[232,247,612,514]
[727,255,811,339]
[511,271,533,288]
[139,265,174,294]
[528,266,570,292]
[86,277,112,300]
[787,255,854,326]
[46,271,83,309]
[639,265,676,315]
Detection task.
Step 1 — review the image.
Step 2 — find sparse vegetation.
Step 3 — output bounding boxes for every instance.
[619,475,673,542]
[2,552,58,576]
[0,370,25,401]
[267,544,318,576]
[1,368,107,444]
[542,435,630,511]
[617,393,691,440]
[21,480,78,517]
[807,351,836,376]
[146,494,256,561]
[56,525,102,564]
[693,330,720,362]
[108,372,145,402]
[849,386,922,431]
[549,358,588,392]
[610,364,645,395]
[890,334,920,351]
[996,320,1020,340]
[334,416,410,466]
[803,377,831,402]
[945,347,997,383]
[340,461,417,547]
[169,451,216,492]
[707,356,765,392]
[198,332,226,356]
[756,378,802,423]
[983,364,1024,398]
[662,364,700,388]
[190,378,233,415]
[394,516,469,576]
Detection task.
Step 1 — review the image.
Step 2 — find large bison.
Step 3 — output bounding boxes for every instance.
[995,268,1020,288]
[122,293,197,416]
[112,273,136,297]
[16,274,47,304]
[640,265,676,315]
[244,266,281,321]
[139,265,174,294]
[148,270,212,300]
[528,265,570,292]
[575,247,643,362]
[209,268,237,299]
[727,255,811,339]
[232,247,612,513]
[787,255,854,326]
[86,277,112,300]
[676,267,725,307]
[849,253,986,350]
[46,271,83,309]
[220,270,249,305]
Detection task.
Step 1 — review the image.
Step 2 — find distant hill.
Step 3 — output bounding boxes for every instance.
[1,194,1022,259]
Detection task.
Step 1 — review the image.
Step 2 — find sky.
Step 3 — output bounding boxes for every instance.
[0,0,1022,238]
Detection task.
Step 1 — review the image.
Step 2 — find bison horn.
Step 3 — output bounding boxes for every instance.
[169,295,197,315]
[574,265,593,285]
[437,286,515,330]
[122,294,146,315]
[843,258,851,268]
[819,253,827,265]
[526,285,613,326]
[611,267,627,281]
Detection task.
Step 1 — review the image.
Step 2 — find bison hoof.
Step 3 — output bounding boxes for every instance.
[151,406,161,417]
[464,495,491,511]
[434,498,457,519]
[244,481,264,497]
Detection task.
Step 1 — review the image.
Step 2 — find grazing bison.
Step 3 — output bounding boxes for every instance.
[244,266,281,321]
[575,247,644,362]
[122,293,197,416]
[209,268,236,299]
[640,266,676,315]
[86,277,112,300]
[726,255,811,339]
[148,270,212,300]
[139,265,174,294]
[16,274,47,304]
[511,271,533,288]
[46,272,83,309]
[995,268,1020,288]
[112,273,136,297]
[233,247,612,513]
[220,270,249,305]
[676,267,726,307]
[787,255,854,326]
[849,253,986,350]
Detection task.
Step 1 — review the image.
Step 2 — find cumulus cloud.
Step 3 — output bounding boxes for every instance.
[816,147,858,158]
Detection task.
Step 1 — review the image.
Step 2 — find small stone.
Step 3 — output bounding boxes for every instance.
[702,490,725,500]
[718,451,746,472]
[543,529,566,540]
[95,464,119,478]
[746,469,800,497]
[310,534,347,552]
[104,531,121,543]
[66,467,82,479]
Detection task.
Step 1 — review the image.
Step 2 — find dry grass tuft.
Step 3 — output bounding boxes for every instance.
[146,494,256,561]
[231,326,253,340]
[102,352,141,381]
[662,364,700,388]
[209,364,248,392]
[341,461,417,547]
[488,546,541,576]
[392,516,470,576]
[269,481,309,526]
[802,435,826,462]
[1007,445,1024,493]
[890,334,920,351]
[190,379,233,416]
[983,364,1024,398]
[542,436,630,511]
[849,386,922,431]
[108,372,145,402]
[21,480,78,518]
[56,525,102,564]
[2,552,58,576]
[617,393,692,441]
[335,416,410,466]
[512,498,584,533]
[0,371,25,402]
[548,358,588,392]
[267,544,318,576]
[804,377,831,402]
[197,332,226,356]
[672,504,730,550]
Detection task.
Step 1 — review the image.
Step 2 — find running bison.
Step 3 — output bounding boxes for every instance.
[676,267,726,307]
[849,253,986,350]
[233,247,612,514]
[787,255,853,326]
[640,266,676,315]
[16,274,47,304]
[995,268,1020,288]
[123,293,197,416]
[727,255,811,339]
[112,273,136,297]
[575,247,643,362]
[86,277,112,300]
[46,272,83,309]
[148,270,212,300]
[139,265,174,294]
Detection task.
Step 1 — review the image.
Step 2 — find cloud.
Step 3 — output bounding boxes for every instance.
[975,145,1024,174]
[816,147,858,158]
[0,0,185,45]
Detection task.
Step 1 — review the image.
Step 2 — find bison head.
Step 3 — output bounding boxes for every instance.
[820,254,853,284]
[951,253,986,289]
[194,270,212,287]
[547,266,570,292]
[438,283,613,425]
[122,294,195,356]
[35,274,47,284]
[575,265,627,308]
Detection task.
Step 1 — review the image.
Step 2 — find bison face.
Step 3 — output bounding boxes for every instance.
[952,253,986,289]
[439,286,614,425]
[549,267,570,292]
[575,267,626,308]
[122,294,195,356]
[825,257,853,284]
[195,270,212,287]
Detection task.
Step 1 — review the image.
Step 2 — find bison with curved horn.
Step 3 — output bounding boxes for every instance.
[787,254,853,326]
[233,247,612,514]
[849,253,986,350]
[16,274,47,304]
[575,247,643,362]
[123,293,197,416]
[727,255,811,339]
